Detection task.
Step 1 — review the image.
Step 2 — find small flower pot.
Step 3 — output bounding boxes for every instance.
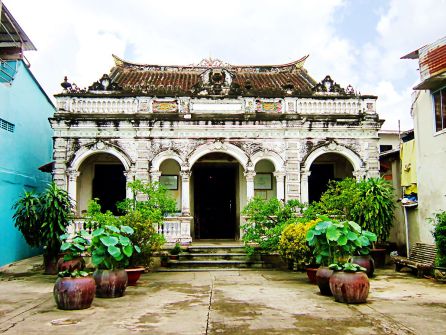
[125,267,145,286]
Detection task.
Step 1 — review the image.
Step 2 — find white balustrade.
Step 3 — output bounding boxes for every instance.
[57,98,139,114]
[295,99,363,115]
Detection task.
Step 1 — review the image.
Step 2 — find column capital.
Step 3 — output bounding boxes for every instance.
[180,170,191,181]
[273,171,286,179]
[244,170,256,181]
[301,170,311,182]
[67,169,80,181]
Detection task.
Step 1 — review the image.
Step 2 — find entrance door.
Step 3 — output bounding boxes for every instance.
[194,165,236,239]
[308,163,334,203]
[92,164,126,215]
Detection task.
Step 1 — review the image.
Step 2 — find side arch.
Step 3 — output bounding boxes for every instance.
[151,150,184,171]
[251,150,285,172]
[70,144,132,171]
[302,144,363,173]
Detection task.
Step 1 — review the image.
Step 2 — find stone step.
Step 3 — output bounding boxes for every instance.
[179,253,253,261]
[164,260,271,269]
[185,246,246,254]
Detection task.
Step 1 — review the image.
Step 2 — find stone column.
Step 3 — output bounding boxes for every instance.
[273,171,286,201]
[124,169,136,199]
[300,171,311,204]
[244,170,256,200]
[180,170,191,215]
[150,170,161,184]
[67,169,80,212]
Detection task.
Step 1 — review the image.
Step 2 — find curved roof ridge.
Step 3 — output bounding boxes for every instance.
[112,54,309,71]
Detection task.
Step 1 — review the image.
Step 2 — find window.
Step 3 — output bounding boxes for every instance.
[0,118,15,132]
[433,87,446,132]
[380,145,393,152]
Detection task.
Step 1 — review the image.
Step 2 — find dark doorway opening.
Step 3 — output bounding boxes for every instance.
[193,164,236,239]
[308,164,335,203]
[92,164,126,215]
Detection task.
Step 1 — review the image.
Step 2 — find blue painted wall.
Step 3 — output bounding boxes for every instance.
[0,60,54,267]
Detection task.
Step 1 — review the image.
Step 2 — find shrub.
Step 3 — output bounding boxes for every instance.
[278,219,320,270]
[241,197,303,255]
[432,211,446,267]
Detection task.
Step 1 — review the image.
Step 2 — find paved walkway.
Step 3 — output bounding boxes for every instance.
[0,256,444,334]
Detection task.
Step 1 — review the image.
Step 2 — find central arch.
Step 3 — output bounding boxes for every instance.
[190,151,244,240]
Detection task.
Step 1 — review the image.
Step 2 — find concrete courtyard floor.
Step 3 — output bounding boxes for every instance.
[0,256,444,335]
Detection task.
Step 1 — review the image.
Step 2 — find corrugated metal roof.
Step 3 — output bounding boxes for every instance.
[0,3,36,52]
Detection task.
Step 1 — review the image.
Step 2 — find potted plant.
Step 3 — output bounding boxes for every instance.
[278,219,320,283]
[306,216,377,298]
[350,229,377,277]
[117,180,172,284]
[328,263,369,304]
[12,183,73,274]
[57,230,90,272]
[53,269,96,310]
[87,200,141,298]
[169,242,182,260]
[314,178,395,267]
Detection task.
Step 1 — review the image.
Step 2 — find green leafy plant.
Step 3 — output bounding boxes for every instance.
[58,269,91,278]
[306,216,377,266]
[278,219,320,270]
[12,183,73,272]
[241,197,303,255]
[60,230,91,261]
[170,242,182,256]
[116,180,174,267]
[313,177,395,242]
[90,224,141,270]
[329,262,366,273]
[431,211,446,267]
[350,178,395,242]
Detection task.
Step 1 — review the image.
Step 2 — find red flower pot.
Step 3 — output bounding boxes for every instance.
[53,276,96,310]
[125,267,145,286]
[329,271,370,304]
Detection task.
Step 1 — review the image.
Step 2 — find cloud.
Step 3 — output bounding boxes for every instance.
[4,0,444,131]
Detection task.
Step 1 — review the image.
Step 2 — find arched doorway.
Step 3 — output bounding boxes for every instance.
[192,152,241,240]
[159,159,181,212]
[77,153,126,215]
[308,153,353,203]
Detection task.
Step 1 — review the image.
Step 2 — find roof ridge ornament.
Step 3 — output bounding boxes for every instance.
[192,57,232,68]
[312,75,356,96]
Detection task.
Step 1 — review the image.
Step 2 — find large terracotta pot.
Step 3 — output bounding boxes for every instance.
[370,248,386,268]
[57,256,86,272]
[351,255,375,277]
[125,267,145,286]
[305,267,318,284]
[315,267,333,296]
[53,276,96,310]
[329,271,370,304]
[93,269,128,298]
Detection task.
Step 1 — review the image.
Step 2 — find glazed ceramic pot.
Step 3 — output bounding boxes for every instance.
[93,269,128,298]
[315,267,334,296]
[53,276,96,310]
[351,255,375,277]
[329,271,370,303]
[305,267,319,284]
[57,256,85,272]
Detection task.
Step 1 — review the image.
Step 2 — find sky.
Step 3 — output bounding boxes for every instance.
[5,0,446,131]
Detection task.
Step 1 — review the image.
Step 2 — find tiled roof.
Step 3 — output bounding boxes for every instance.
[109,55,318,97]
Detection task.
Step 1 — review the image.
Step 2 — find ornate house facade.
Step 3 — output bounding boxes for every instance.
[51,55,382,243]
